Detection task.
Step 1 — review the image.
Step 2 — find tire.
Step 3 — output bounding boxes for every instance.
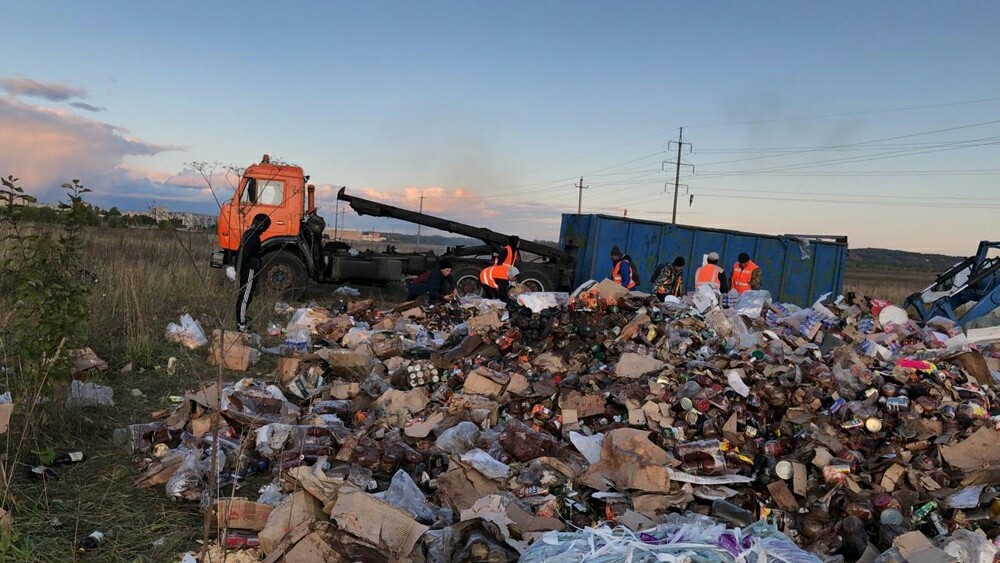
[259,250,309,300]
[452,264,484,297]
[517,268,554,292]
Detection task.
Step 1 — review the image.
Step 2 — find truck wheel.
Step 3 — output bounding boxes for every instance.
[259,251,308,300]
[452,265,483,297]
[518,268,553,292]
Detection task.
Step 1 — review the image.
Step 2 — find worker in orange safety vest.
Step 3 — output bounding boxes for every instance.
[731,252,761,294]
[610,246,637,289]
[479,264,519,307]
[694,252,730,293]
[494,236,521,268]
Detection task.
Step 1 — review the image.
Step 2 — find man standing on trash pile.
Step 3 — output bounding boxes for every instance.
[695,252,729,293]
[235,213,271,332]
[653,257,685,300]
[731,252,761,294]
[480,264,519,307]
[406,259,457,304]
[610,246,638,289]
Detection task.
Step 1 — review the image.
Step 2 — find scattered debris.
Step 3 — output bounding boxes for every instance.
[116,283,1000,561]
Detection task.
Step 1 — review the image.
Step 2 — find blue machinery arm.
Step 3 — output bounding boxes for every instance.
[904,241,1000,328]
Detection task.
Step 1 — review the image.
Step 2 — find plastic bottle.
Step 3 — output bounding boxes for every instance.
[28,466,59,481]
[711,499,752,527]
[78,531,106,551]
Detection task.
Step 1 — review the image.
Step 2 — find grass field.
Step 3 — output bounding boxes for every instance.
[0,226,942,561]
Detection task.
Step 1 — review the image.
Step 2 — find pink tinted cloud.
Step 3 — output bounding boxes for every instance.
[0,96,181,194]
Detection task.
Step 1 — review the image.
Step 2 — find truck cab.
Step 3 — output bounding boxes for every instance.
[216,155,306,259]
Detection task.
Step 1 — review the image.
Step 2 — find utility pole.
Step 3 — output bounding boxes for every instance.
[667,128,693,224]
[416,191,425,251]
[576,177,588,214]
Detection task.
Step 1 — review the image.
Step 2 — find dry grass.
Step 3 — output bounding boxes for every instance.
[844,268,935,305]
[0,225,409,562]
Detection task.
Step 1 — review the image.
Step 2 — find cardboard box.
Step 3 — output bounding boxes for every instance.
[317,346,373,377]
[216,499,273,531]
[208,330,253,371]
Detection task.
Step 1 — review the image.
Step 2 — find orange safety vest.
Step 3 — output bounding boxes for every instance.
[731,260,759,294]
[694,264,723,290]
[612,259,636,289]
[495,245,519,267]
[479,264,512,289]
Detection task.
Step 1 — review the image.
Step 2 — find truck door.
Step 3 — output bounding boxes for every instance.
[237,176,296,240]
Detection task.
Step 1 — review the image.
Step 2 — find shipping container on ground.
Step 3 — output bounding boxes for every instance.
[558,214,847,307]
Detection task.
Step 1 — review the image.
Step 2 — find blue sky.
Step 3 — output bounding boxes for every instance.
[1,1,998,253]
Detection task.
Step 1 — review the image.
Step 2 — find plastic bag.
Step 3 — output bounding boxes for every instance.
[257,482,287,507]
[517,292,570,313]
[333,285,361,297]
[374,469,449,525]
[255,423,294,459]
[942,528,998,563]
[166,449,218,501]
[459,449,511,481]
[342,328,373,349]
[66,379,114,408]
[569,432,604,465]
[435,421,480,455]
[165,314,209,349]
[734,290,771,319]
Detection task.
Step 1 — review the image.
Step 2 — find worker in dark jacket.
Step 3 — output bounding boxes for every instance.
[236,213,271,332]
[406,259,456,304]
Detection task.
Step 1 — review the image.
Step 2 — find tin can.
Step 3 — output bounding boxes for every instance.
[929,511,948,536]
[685,410,701,425]
[695,399,712,414]
[884,396,910,412]
[841,418,864,430]
[865,418,883,433]
[911,501,937,522]
[880,508,904,526]
[822,464,852,484]
[680,397,694,411]
[774,460,793,480]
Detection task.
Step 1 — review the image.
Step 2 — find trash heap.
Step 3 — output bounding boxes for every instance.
[131,280,1000,562]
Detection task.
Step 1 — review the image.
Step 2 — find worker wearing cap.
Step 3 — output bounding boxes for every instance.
[406,259,457,304]
[653,257,685,299]
[495,236,521,268]
[695,252,730,293]
[610,246,637,289]
[731,252,761,294]
[479,264,519,307]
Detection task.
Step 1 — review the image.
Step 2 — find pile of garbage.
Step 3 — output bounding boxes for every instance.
[127,280,1000,562]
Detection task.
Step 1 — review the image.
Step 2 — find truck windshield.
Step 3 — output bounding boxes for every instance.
[241,178,285,206]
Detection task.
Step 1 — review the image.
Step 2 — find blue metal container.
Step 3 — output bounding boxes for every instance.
[558,214,847,306]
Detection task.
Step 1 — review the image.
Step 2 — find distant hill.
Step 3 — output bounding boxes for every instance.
[848,248,960,272]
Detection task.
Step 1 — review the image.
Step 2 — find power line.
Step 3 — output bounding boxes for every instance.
[684,95,1000,129]
[693,135,1000,178]
[694,119,1000,168]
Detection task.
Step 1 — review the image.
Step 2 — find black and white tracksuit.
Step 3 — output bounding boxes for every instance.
[235,216,270,328]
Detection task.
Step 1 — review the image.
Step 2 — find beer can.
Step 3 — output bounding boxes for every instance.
[680,397,694,412]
